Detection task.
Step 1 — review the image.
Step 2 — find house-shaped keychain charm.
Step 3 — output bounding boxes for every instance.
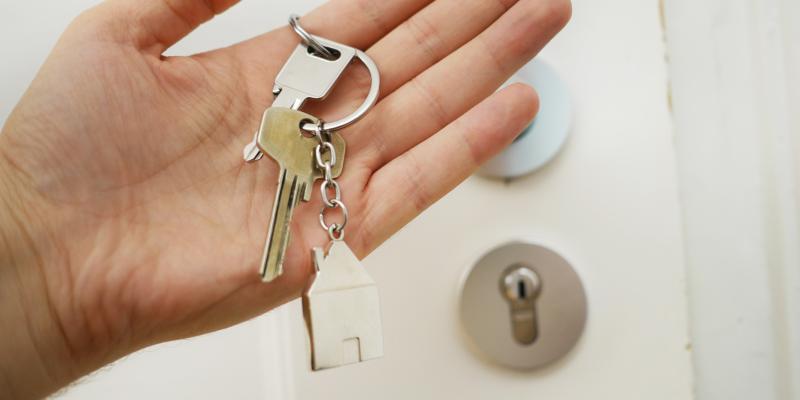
[302,240,384,370]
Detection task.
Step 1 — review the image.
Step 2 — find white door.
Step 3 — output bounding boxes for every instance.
[282,0,693,398]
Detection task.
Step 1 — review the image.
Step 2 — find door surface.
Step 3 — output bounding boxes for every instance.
[282,0,693,398]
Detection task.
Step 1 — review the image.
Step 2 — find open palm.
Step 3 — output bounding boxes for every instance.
[0,0,569,377]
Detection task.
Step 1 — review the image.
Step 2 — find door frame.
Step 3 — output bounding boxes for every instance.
[663,0,800,398]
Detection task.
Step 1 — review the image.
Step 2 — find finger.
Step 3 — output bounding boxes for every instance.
[298,0,520,122]
[356,84,539,254]
[299,0,433,50]
[93,0,240,54]
[228,0,433,66]
[369,0,518,98]
[352,0,571,170]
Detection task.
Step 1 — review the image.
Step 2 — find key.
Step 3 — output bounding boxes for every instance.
[303,240,384,370]
[257,107,346,281]
[243,38,357,162]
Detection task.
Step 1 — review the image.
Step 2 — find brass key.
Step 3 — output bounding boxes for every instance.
[257,107,346,282]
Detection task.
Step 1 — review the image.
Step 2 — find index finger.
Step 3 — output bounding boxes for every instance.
[229,0,434,64]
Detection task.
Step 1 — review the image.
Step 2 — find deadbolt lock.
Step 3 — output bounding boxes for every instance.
[460,242,587,370]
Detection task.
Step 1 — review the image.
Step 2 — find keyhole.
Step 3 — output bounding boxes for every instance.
[517,280,527,299]
[500,265,542,345]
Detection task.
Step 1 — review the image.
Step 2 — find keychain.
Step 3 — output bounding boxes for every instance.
[243,15,383,371]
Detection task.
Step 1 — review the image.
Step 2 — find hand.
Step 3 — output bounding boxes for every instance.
[0,0,570,397]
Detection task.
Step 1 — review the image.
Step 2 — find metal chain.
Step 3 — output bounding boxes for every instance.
[314,121,348,242]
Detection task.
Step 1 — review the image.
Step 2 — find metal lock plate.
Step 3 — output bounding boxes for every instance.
[459,241,587,370]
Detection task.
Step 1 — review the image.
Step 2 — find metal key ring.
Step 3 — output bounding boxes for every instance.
[289,14,335,60]
[299,48,381,133]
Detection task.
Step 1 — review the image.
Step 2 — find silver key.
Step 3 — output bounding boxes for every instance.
[257,107,346,281]
[243,38,357,162]
[303,240,383,370]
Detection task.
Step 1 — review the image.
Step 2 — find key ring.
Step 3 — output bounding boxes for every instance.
[289,14,336,60]
[289,18,381,134]
[299,46,380,133]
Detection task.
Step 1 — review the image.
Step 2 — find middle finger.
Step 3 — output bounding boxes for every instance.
[353,0,571,170]
[369,0,519,98]
[303,0,520,133]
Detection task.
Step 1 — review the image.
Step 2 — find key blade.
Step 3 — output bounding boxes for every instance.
[260,168,306,281]
[257,107,319,281]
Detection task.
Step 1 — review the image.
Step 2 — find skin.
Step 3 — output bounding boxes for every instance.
[0,0,571,398]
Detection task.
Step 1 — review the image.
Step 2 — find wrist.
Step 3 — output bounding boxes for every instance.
[0,151,77,399]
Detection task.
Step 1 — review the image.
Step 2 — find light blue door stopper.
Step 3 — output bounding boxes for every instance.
[478,59,572,180]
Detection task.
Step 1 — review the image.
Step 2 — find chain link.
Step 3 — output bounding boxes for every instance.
[315,142,336,171]
[320,180,341,208]
[314,122,348,242]
[319,199,349,240]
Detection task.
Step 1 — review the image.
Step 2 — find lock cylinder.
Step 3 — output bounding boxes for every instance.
[500,265,542,345]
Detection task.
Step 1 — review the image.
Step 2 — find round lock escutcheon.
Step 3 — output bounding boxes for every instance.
[459,242,587,370]
[477,59,572,179]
